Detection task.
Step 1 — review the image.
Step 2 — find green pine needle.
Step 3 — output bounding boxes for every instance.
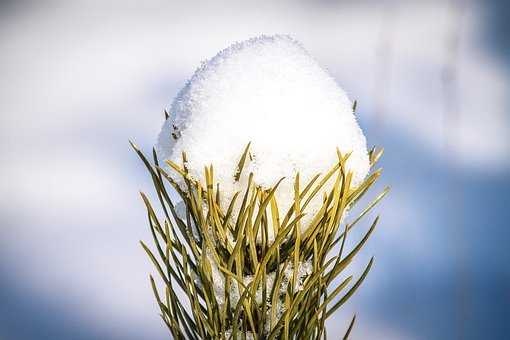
[132,141,388,340]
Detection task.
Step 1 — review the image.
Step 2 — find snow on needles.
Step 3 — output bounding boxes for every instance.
[157,35,370,231]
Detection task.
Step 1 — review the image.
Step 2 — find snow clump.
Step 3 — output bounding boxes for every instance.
[157,34,370,234]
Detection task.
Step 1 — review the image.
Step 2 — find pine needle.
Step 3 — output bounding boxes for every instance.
[133,141,387,339]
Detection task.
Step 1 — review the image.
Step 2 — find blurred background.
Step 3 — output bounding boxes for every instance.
[1,0,509,339]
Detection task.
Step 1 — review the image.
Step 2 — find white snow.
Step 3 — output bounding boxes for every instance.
[157,34,369,232]
[225,329,255,340]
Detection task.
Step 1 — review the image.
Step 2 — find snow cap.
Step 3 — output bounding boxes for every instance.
[157,35,370,229]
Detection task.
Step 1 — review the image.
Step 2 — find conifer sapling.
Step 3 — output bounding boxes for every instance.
[133,35,388,339]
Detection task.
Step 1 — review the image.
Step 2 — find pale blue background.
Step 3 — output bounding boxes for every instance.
[1,0,509,339]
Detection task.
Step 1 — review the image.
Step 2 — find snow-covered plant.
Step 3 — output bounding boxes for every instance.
[133,35,388,339]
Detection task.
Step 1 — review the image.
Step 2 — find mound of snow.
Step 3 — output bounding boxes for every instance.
[157,35,369,232]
